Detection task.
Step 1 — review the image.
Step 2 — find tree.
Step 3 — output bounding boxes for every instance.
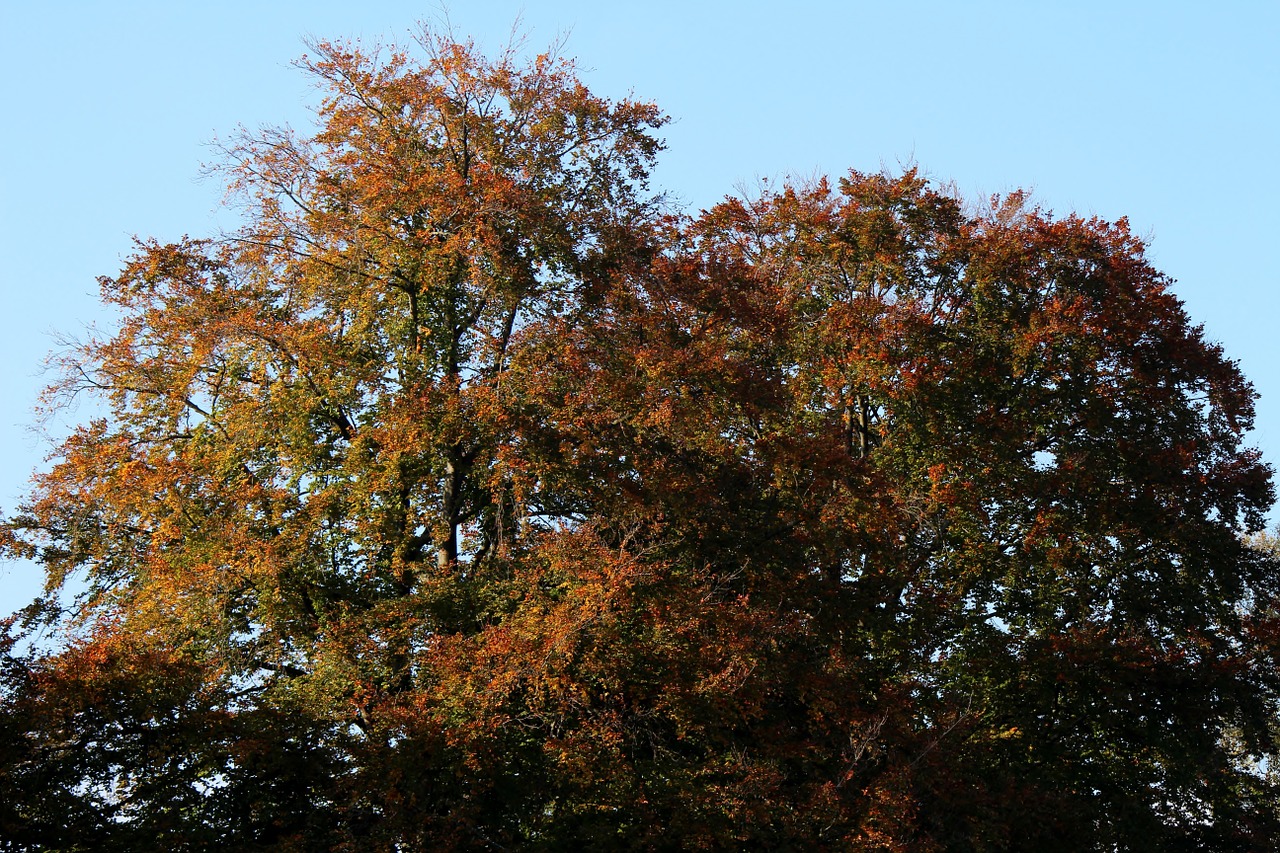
[3,27,1278,851]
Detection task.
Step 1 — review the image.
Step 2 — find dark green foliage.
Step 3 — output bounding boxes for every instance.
[3,30,1278,852]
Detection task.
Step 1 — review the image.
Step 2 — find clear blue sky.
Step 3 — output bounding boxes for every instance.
[2,1,1278,615]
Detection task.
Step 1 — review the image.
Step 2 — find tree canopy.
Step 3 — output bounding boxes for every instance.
[3,28,1279,851]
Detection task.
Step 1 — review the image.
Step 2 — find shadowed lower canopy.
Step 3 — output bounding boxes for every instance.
[3,26,1278,852]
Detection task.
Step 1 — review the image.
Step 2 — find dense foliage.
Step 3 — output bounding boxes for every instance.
[3,29,1279,851]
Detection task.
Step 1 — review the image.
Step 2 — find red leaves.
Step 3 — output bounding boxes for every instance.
[3,25,1278,851]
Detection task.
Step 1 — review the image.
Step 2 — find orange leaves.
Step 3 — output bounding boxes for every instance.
[4,21,1280,849]
[442,531,643,696]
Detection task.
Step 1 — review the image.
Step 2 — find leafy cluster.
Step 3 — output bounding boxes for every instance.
[3,28,1278,851]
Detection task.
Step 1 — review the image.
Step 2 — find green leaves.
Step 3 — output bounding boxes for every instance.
[3,26,1278,851]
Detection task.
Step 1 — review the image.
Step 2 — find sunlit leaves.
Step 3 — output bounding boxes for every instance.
[3,25,1278,851]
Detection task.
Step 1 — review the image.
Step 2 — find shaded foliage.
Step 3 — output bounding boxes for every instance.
[3,26,1279,851]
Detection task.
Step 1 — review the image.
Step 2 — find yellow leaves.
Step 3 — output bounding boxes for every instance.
[5,21,1278,849]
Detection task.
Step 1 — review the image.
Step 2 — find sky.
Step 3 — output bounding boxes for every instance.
[2,1,1277,616]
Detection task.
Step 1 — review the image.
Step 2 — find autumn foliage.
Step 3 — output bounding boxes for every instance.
[3,28,1279,851]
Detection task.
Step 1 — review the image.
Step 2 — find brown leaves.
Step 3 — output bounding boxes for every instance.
[4,24,1279,850]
